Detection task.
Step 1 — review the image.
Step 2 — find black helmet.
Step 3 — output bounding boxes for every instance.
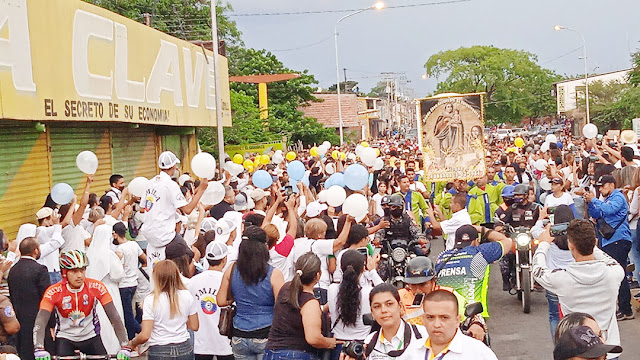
[381,195,391,206]
[403,257,436,284]
[388,194,404,207]
[513,184,529,196]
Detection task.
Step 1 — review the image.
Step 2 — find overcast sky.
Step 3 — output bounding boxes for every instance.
[225,0,640,97]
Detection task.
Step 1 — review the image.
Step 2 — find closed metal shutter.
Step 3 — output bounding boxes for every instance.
[0,122,51,238]
[110,125,158,180]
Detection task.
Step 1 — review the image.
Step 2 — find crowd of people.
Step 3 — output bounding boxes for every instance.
[0,126,639,360]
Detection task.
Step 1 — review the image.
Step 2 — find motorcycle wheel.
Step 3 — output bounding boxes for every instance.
[521,267,531,313]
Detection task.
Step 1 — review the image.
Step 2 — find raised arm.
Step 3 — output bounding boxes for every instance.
[179,178,209,215]
[73,175,94,226]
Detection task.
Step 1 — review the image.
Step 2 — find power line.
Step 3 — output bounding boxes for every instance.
[270,36,333,52]
[540,45,584,65]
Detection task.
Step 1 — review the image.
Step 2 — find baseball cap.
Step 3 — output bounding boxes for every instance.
[214,219,235,244]
[250,188,268,202]
[595,175,616,187]
[205,241,228,261]
[454,225,478,249]
[234,193,250,211]
[165,237,194,260]
[200,217,217,233]
[553,326,622,360]
[158,151,180,169]
[551,177,563,185]
[306,202,328,218]
[36,207,54,220]
[178,174,191,186]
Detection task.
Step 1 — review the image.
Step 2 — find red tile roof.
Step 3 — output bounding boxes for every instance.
[298,93,360,128]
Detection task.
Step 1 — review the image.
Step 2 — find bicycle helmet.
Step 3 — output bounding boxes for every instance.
[501,185,515,199]
[404,256,436,284]
[388,194,404,207]
[59,250,89,270]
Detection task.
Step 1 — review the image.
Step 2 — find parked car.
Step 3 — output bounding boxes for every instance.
[495,128,513,140]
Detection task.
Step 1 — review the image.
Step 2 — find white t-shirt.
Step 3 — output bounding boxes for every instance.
[61,221,90,253]
[36,225,65,272]
[288,238,334,288]
[372,194,384,217]
[332,249,383,287]
[409,182,427,193]
[187,270,232,356]
[116,241,143,288]
[142,290,197,346]
[363,322,428,360]
[614,159,640,168]
[327,283,372,341]
[544,192,574,208]
[140,171,188,247]
[440,209,472,250]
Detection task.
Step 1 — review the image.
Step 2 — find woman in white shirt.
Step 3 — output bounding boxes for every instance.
[370,182,388,218]
[544,177,576,217]
[129,260,199,360]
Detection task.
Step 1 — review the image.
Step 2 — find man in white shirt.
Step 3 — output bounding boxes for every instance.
[427,193,472,250]
[35,207,66,284]
[251,188,269,216]
[188,242,233,360]
[140,151,208,272]
[106,174,125,204]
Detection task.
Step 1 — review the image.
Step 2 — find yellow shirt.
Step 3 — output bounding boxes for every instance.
[425,337,452,360]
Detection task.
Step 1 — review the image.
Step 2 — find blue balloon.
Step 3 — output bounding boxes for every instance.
[344,164,369,190]
[287,160,306,181]
[252,170,273,189]
[51,183,74,205]
[325,173,345,188]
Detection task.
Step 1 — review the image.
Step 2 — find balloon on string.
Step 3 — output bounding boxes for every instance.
[287,160,306,181]
[325,173,345,188]
[318,190,329,203]
[191,152,216,180]
[340,152,347,161]
[201,181,225,206]
[51,183,74,205]
[322,141,331,149]
[344,164,369,190]
[325,162,336,174]
[260,155,270,165]
[272,152,284,164]
[373,158,385,171]
[545,134,557,144]
[347,153,357,161]
[540,177,552,191]
[342,193,369,219]
[243,159,253,169]
[332,150,340,160]
[355,145,365,157]
[361,147,378,166]
[128,177,149,198]
[246,165,254,173]
[76,151,99,175]
[252,170,273,189]
[233,154,244,164]
[375,148,381,156]
[310,147,319,157]
[318,145,328,155]
[326,185,347,207]
[514,137,524,148]
[540,142,550,153]
[583,123,598,139]
[286,151,297,161]
[361,141,369,148]
[535,159,548,171]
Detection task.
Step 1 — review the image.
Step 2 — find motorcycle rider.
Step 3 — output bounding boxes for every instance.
[496,184,539,291]
[374,194,427,256]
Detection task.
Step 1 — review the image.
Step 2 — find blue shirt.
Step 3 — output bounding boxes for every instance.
[587,189,632,247]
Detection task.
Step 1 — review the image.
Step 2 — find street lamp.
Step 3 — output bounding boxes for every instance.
[335,2,385,145]
[554,25,590,124]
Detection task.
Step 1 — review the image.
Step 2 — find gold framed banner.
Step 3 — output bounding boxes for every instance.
[418,93,486,182]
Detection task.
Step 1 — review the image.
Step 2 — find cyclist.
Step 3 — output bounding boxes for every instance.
[33,251,130,360]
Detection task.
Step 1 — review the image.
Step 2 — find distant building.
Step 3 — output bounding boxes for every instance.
[553,69,631,114]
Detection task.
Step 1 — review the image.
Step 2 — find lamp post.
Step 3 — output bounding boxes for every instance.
[335,2,384,145]
[554,25,590,124]
[209,1,226,169]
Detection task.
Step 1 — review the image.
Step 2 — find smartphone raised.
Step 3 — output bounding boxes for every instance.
[410,293,425,308]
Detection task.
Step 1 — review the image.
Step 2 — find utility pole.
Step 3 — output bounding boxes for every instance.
[343,68,348,90]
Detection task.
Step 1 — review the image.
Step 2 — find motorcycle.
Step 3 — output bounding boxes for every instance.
[461,302,491,346]
[378,238,423,289]
[501,223,536,313]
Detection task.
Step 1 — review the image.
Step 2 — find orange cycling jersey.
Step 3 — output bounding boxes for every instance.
[39,279,113,342]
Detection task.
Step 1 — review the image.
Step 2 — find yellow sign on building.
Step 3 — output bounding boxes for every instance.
[0,0,232,127]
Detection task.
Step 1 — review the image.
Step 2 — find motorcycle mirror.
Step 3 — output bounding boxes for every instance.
[493,217,505,227]
[362,313,378,327]
[464,302,483,318]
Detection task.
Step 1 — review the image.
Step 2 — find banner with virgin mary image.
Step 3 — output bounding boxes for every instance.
[418,93,485,182]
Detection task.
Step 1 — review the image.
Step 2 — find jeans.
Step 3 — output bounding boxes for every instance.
[49,271,62,284]
[148,340,194,360]
[603,240,633,315]
[330,344,343,360]
[263,349,319,360]
[195,355,234,360]
[231,337,267,360]
[119,286,141,340]
[632,228,640,282]
[546,290,560,338]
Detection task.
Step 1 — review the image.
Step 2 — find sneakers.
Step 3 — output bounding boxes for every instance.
[616,312,635,321]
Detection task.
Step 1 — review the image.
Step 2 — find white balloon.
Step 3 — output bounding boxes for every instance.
[76,151,98,175]
[540,142,550,153]
[191,152,216,180]
[545,134,557,144]
[373,158,384,171]
[234,164,245,176]
[361,147,377,167]
[318,145,328,155]
[540,177,552,191]
[325,162,336,174]
[583,123,598,139]
[272,152,284,164]
[322,141,331,149]
[225,161,242,176]
[201,181,225,206]
[128,177,149,198]
[535,159,548,171]
[347,153,357,161]
[318,190,329,203]
[326,185,347,207]
[355,145,365,157]
[342,194,369,219]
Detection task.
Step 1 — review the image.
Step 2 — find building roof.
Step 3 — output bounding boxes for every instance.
[553,68,632,85]
[299,93,360,128]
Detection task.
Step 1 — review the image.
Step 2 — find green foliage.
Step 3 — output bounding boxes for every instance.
[591,86,640,130]
[425,46,562,125]
[367,80,389,98]
[630,51,640,87]
[326,81,359,94]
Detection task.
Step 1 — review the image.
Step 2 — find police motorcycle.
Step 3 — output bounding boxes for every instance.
[496,219,536,313]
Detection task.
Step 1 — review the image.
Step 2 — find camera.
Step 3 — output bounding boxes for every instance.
[342,340,365,360]
[551,223,569,237]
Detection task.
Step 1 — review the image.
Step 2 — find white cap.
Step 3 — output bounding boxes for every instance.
[306,201,328,218]
[36,207,54,220]
[234,192,253,211]
[178,174,191,186]
[251,188,268,202]
[201,217,217,233]
[158,151,180,169]
[205,241,228,261]
[214,219,235,244]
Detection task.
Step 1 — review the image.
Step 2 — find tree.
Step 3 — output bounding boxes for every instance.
[325,81,359,94]
[424,46,562,125]
[367,80,390,98]
[591,86,640,130]
[629,50,640,87]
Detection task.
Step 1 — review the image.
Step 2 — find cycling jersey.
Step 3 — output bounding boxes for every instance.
[399,286,465,326]
[435,242,504,318]
[39,279,113,342]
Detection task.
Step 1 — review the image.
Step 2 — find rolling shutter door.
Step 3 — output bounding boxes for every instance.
[49,124,113,196]
[0,122,51,238]
[110,125,158,180]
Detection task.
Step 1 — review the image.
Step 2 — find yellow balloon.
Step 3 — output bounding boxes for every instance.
[514,137,524,148]
[339,152,346,161]
[261,154,270,165]
[375,148,380,156]
[286,151,296,161]
[246,165,254,173]
[332,150,339,160]
[361,141,369,147]
[243,159,253,169]
[254,158,261,167]
[310,147,319,157]
[233,154,244,164]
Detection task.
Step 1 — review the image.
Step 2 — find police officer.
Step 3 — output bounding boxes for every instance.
[374,194,426,255]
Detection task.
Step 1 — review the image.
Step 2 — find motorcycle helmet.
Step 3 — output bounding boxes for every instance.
[404,256,436,284]
[59,250,89,270]
[513,184,529,196]
[381,195,392,206]
[388,194,404,207]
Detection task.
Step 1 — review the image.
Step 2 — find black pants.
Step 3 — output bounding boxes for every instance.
[603,240,633,315]
[195,354,235,360]
[56,336,107,356]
